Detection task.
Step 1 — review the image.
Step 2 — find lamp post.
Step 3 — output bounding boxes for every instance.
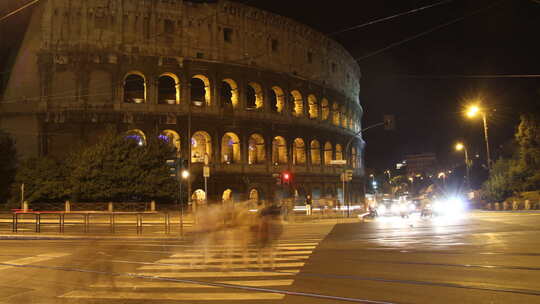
[179,169,189,236]
[466,104,492,170]
[455,142,470,189]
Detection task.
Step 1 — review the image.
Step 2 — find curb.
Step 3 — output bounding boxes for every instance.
[0,234,190,241]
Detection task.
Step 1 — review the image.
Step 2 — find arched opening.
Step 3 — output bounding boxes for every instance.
[310,140,321,165]
[272,136,288,165]
[324,142,333,165]
[126,129,146,146]
[191,75,211,106]
[321,98,330,120]
[123,73,146,103]
[332,103,340,126]
[160,130,181,153]
[308,95,319,119]
[158,73,179,104]
[221,78,238,108]
[248,134,265,165]
[249,188,260,202]
[246,82,263,110]
[191,131,212,163]
[336,144,343,160]
[291,90,303,117]
[341,106,348,127]
[270,86,285,113]
[192,189,206,202]
[293,138,306,165]
[351,147,358,169]
[221,132,241,164]
[222,189,233,202]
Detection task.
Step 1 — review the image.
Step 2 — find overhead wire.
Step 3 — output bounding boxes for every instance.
[0,0,40,23]
[355,0,507,62]
[329,0,454,36]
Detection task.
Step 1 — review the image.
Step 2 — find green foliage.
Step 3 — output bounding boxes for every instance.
[14,130,177,203]
[0,130,17,203]
[482,113,540,201]
[15,156,69,203]
[68,131,177,203]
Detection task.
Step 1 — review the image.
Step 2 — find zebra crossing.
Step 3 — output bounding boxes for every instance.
[59,228,334,302]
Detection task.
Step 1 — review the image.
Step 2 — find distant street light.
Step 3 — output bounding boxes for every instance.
[465,103,492,170]
[455,142,471,188]
[438,172,447,186]
[181,169,190,179]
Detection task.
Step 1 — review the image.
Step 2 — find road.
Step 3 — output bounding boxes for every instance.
[0,212,539,303]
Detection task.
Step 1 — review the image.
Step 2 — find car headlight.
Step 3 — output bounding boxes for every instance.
[378,205,387,214]
[391,204,400,213]
[408,204,416,211]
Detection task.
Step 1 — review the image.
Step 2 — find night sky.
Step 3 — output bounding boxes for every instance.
[237,0,540,172]
[2,0,540,173]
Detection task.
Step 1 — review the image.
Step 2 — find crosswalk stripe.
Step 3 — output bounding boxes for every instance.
[0,253,70,271]
[137,270,299,277]
[90,279,294,288]
[60,291,285,300]
[170,250,313,258]
[138,262,305,270]
[158,256,309,263]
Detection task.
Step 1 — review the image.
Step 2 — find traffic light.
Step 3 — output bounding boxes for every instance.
[282,171,291,185]
[383,115,396,130]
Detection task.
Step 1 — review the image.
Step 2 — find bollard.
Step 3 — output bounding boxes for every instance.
[108,202,114,212]
[150,200,156,212]
[65,200,71,212]
[22,201,28,212]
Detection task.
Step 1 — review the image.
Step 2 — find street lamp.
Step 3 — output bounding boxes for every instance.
[438,172,446,186]
[465,104,491,170]
[455,142,471,188]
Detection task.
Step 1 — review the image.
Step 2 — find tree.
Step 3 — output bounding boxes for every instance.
[15,156,69,203]
[0,130,17,202]
[515,113,540,191]
[68,131,177,202]
[481,158,518,202]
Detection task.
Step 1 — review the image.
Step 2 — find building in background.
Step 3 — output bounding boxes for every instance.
[0,0,365,204]
[405,153,438,177]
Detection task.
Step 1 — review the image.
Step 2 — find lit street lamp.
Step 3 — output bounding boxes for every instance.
[455,142,471,188]
[438,172,446,186]
[466,104,492,170]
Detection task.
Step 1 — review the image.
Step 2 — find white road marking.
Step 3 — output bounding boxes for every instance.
[137,270,299,277]
[0,253,70,271]
[90,279,294,288]
[60,291,285,300]
[138,262,305,270]
[158,256,309,263]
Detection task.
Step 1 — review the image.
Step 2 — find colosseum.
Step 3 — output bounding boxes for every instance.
[0,0,365,205]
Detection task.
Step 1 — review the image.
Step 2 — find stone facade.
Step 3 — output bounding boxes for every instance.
[1,0,365,204]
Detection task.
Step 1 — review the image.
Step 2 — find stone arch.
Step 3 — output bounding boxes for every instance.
[293,138,306,165]
[191,74,211,106]
[341,106,348,127]
[270,86,285,113]
[272,136,288,165]
[158,73,180,104]
[351,147,358,169]
[321,98,330,120]
[222,189,233,202]
[336,144,343,160]
[246,82,263,109]
[310,140,321,165]
[248,133,265,165]
[308,94,319,119]
[324,142,333,165]
[123,72,146,103]
[160,130,181,153]
[249,188,260,202]
[332,102,340,126]
[290,90,303,117]
[221,132,241,164]
[192,189,206,202]
[191,131,212,163]
[221,78,239,108]
[126,129,146,146]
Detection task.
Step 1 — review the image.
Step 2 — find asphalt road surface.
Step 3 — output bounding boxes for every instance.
[0,212,539,304]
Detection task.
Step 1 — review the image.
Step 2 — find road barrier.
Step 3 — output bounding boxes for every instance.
[9,211,177,234]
